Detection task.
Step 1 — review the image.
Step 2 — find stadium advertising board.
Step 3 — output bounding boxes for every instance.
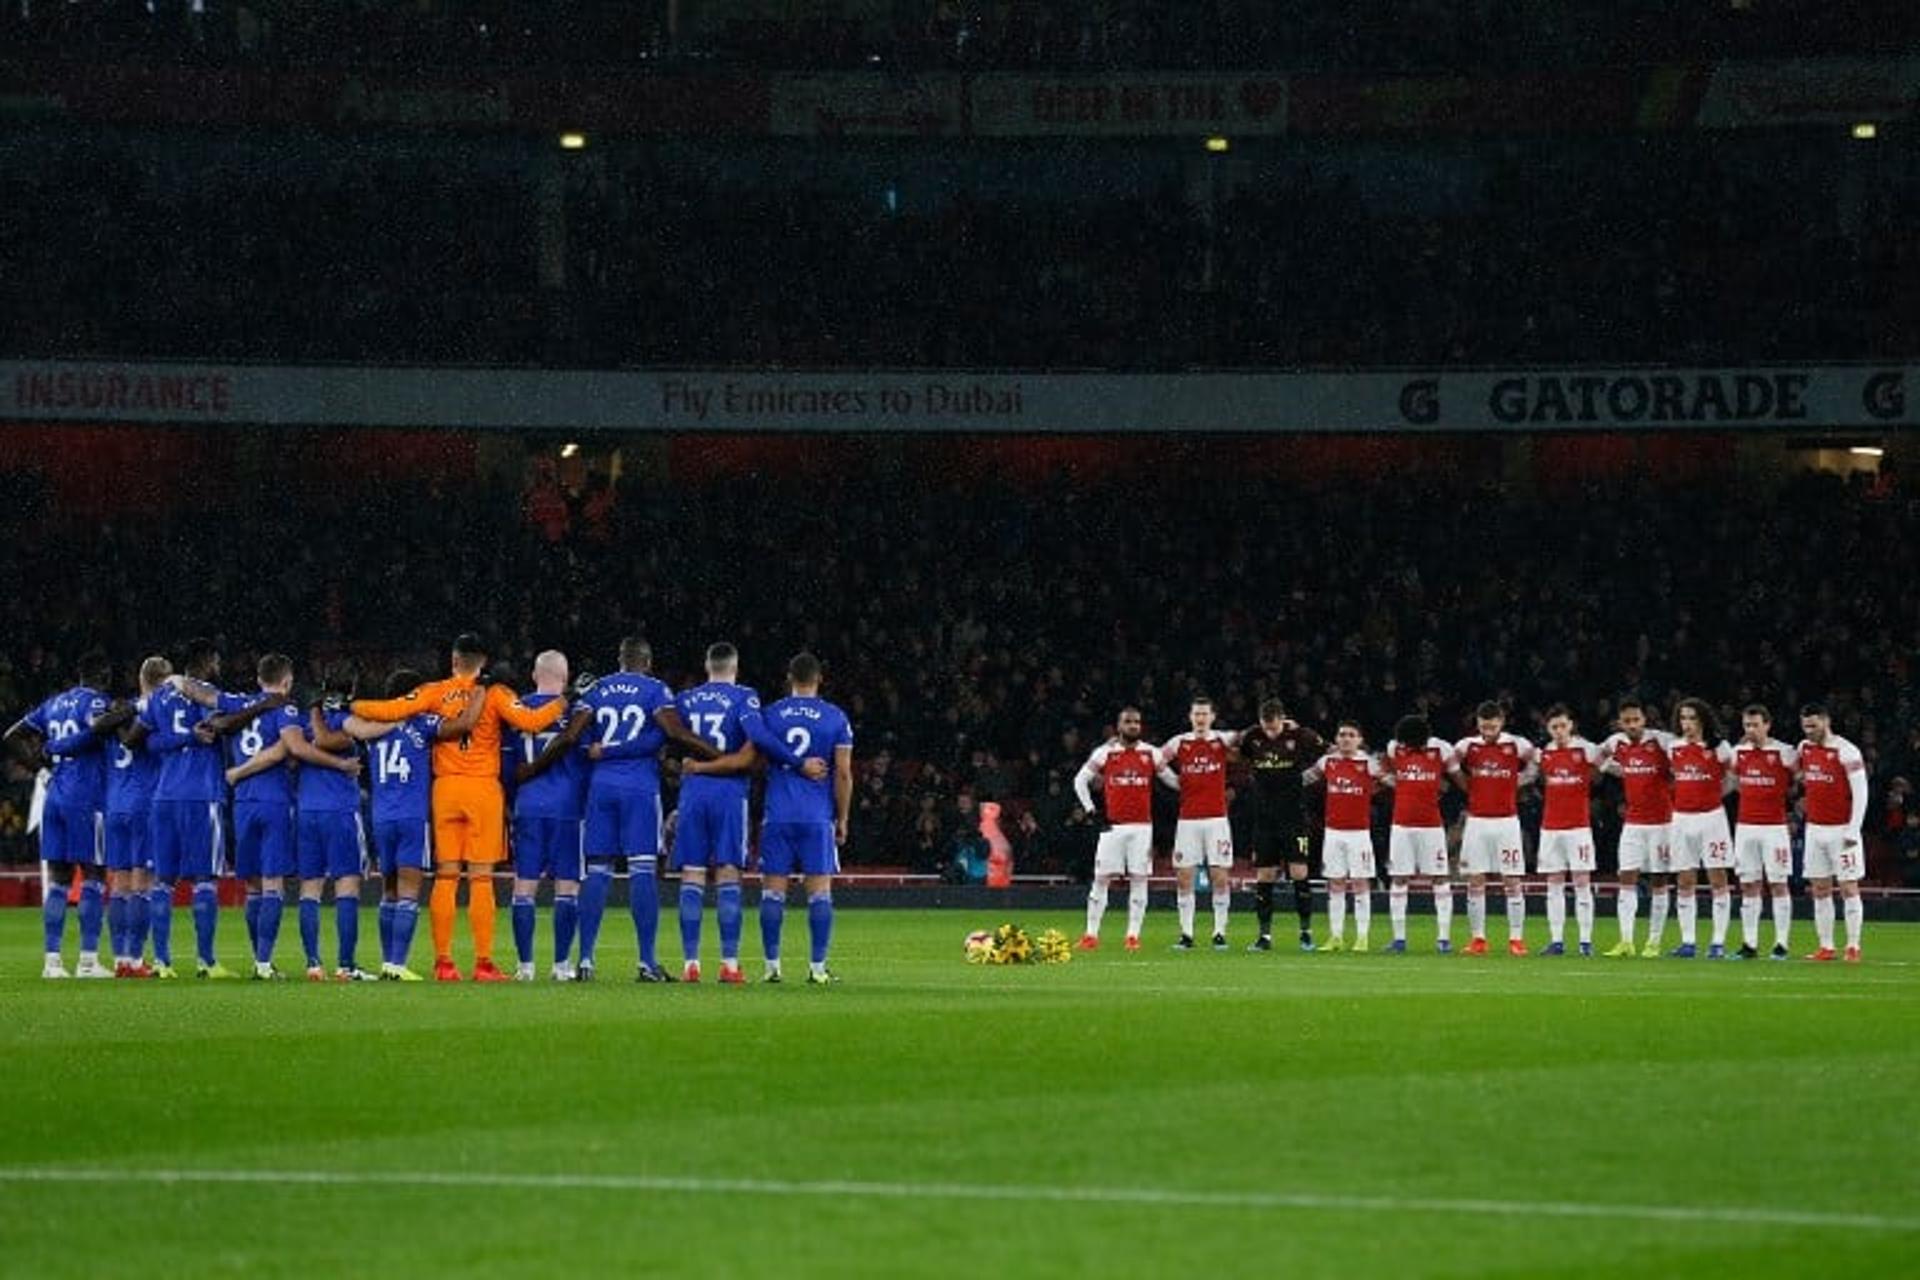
[4,361,1913,433]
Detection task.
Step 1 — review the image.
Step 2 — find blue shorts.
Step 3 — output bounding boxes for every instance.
[232,801,296,880]
[373,818,432,875]
[41,802,103,868]
[584,785,662,859]
[759,822,839,879]
[104,809,152,873]
[152,799,225,882]
[674,794,749,871]
[514,815,584,883]
[297,810,368,881]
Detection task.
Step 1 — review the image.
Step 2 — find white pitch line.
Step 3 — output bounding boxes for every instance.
[0,1166,1912,1233]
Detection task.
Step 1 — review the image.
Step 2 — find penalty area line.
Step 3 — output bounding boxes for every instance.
[0,1166,1913,1233]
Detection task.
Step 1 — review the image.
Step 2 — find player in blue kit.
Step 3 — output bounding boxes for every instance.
[104,656,172,977]
[6,650,129,979]
[299,662,373,980]
[686,652,852,984]
[506,651,587,981]
[672,642,824,984]
[141,639,285,978]
[344,668,480,980]
[217,653,310,979]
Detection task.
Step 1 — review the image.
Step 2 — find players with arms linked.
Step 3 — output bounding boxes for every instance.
[1157,695,1240,951]
[1235,700,1325,953]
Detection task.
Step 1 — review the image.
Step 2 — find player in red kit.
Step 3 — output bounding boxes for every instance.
[1157,695,1240,950]
[1454,701,1537,956]
[1535,705,1600,956]
[1379,714,1458,953]
[1731,705,1797,960]
[1795,703,1869,961]
[1303,721,1381,952]
[1072,707,1160,952]
[1596,697,1675,957]
[1667,697,1734,958]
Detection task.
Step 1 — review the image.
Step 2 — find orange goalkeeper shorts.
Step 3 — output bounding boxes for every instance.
[430,776,507,866]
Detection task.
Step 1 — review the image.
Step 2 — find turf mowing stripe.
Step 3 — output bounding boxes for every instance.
[1,1167,1913,1233]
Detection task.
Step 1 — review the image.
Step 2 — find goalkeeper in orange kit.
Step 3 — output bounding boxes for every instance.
[351,633,568,981]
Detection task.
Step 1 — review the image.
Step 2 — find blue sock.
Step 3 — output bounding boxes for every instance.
[257,890,284,966]
[335,894,360,971]
[716,881,743,963]
[553,893,579,968]
[42,883,68,955]
[191,880,219,967]
[809,892,834,967]
[760,890,786,963]
[148,885,173,965]
[630,859,659,969]
[244,891,262,954]
[577,864,612,963]
[129,889,151,960]
[378,900,396,965]
[679,882,704,962]
[78,879,105,954]
[512,895,536,965]
[391,898,420,967]
[108,893,130,961]
[299,897,321,968]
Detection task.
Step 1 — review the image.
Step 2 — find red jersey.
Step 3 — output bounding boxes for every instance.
[1600,730,1674,825]
[1160,731,1238,820]
[1454,733,1534,819]
[1669,740,1732,815]
[1309,752,1378,832]
[1385,738,1454,829]
[1732,739,1797,826]
[1076,740,1159,826]
[1798,736,1866,829]
[1539,739,1599,831]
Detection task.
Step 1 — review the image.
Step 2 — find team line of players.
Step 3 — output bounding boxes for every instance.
[7,636,854,985]
[1072,694,1871,961]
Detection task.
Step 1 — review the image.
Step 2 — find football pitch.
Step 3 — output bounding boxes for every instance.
[1,908,1917,1279]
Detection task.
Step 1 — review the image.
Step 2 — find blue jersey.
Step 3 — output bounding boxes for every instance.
[142,682,253,804]
[367,712,439,826]
[105,699,160,817]
[676,681,766,803]
[510,692,587,820]
[227,700,304,806]
[580,672,674,791]
[24,685,111,809]
[763,695,853,826]
[297,707,362,812]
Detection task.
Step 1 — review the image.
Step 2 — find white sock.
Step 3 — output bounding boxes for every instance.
[1177,889,1196,939]
[1770,893,1792,951]
[1676,892,1697,945]
[1844,896,1863,949]
[1085,877,1110,938]
[1126,880,1148,938]
[1389,883,1409,941]
[1466,888,1486,940]
[1433,882,1453,944]
[1710,891,1731,947]
[1328,888,1347,943]
[1574,884,1594,944]
[1352,886,1371,944]
[1211,885,1231,939]
[1647,886,1670,947]
[1814,895,1836,949]
[1506,888,1526,942]
[1617,883,1638,942]
[1545,880,1567,944]
[1739,891,1762,949]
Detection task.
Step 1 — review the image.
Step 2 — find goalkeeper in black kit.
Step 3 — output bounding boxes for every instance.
[1237,700,1325,951]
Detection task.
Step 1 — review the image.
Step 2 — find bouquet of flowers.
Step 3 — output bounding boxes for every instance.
[963,924,1072,965]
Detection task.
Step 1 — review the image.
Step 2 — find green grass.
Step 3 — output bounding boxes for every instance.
[1,906,1917,1279]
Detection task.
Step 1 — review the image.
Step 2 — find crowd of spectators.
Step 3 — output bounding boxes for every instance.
[2,448,1915,886]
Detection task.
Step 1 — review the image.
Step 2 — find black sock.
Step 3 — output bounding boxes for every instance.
[1254,881,1274,935]
[1294,877,1313,933]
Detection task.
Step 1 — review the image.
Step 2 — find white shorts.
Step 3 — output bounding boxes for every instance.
[1671,809,1732,872]
[1321,828,1376,881]
[1460,815,1525,876]
[1387,825,1447,878]
[1172,817,1233,869]
[1617,822,1670,874]
[1093,824,1154,878]
[1537,828,1596,875]
[1804,824,1866,883]
[1734,823,1792,884]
